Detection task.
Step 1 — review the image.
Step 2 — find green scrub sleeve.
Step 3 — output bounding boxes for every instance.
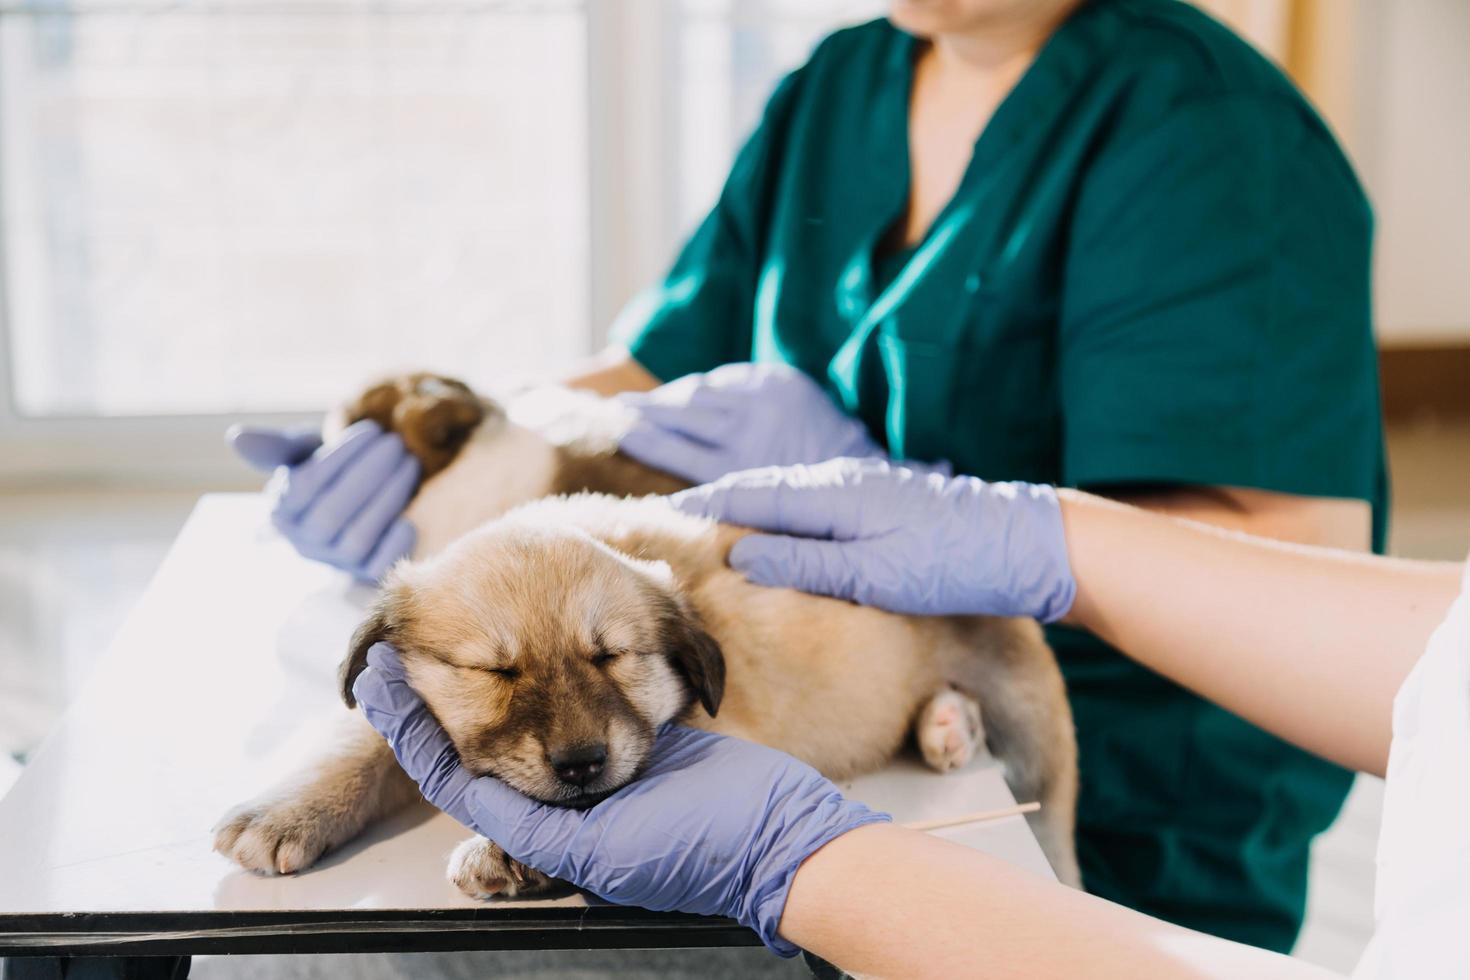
[611,71,804,383]
[1058,95,1381,504]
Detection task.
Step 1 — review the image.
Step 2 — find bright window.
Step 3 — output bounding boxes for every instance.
[0,0,879,426]
[1,1,589,417]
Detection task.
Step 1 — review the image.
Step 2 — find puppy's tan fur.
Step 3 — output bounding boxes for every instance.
[215,374,1081,893]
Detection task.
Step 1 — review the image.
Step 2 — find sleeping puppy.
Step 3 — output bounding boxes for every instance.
[323,373,687,557]
[214,373,1081,891]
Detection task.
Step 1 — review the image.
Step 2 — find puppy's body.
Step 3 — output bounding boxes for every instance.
[216,379,1080,892]
[397,494,1072,786]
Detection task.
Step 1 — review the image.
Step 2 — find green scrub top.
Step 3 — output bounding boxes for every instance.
[615,0,1386,953]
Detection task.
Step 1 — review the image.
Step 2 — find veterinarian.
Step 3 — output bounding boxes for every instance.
[355,462,1466,978]
[237,0,1386,952]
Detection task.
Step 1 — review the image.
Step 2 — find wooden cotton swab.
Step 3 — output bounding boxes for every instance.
[902,801,1040,833]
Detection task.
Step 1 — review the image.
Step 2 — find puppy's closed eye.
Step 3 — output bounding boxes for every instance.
[442,657,519,681]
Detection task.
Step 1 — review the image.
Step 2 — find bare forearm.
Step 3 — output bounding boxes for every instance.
[1059,491,1461,776]
[1109,484,1372,551]
[780,824,1338,979]
[560,348,660,396]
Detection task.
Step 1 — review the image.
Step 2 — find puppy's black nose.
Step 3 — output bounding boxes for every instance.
[550,743,607,788]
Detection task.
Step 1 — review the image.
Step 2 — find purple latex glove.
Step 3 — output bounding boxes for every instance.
[671,457,1077,622]
[353,644,887,956]
[227,419,418,582]
[616,362,893,484]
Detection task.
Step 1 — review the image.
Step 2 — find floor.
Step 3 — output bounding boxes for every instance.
[2,417,1467,976]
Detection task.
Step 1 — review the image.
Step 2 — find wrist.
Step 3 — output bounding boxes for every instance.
[775,822,896,957]
[1053,488,1126,632]
[742,801,890,956]
[1025,482,1078,623]
[562,348,660,396]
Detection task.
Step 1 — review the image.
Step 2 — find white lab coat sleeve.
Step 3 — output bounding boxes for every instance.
[1354,556,1470,979]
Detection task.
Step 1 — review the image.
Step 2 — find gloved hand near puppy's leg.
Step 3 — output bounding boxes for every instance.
[352,643,888,956]
[228,420,418,582]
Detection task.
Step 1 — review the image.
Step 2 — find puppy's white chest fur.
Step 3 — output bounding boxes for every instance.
[405,420,557,558]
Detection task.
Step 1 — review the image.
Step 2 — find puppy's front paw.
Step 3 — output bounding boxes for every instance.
[212,797,344,875]
[917,688,984,773]
[448,836,555,900]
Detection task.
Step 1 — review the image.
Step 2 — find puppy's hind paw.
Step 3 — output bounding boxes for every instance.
[447,836,556,900]
[917,688,983,773]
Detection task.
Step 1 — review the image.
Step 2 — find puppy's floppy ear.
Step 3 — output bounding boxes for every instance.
[339,583,410,708]
[663,601,726,717]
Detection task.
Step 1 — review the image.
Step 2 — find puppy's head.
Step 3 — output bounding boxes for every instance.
[340,523,724,807]
[336,372,498,480]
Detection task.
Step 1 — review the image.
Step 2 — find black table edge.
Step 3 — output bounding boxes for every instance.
[0,908,762,957]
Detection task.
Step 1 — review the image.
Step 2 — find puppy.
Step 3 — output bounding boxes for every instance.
[324,374,686,557]
[215,374,1080,893]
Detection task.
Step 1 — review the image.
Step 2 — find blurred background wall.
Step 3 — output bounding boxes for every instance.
[0,2,1466,972]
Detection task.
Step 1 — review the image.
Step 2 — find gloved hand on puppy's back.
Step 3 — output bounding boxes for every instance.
[671,457,1077,623]
[352,643,888,956]
[228,419,418,583]
[616,362,949,484]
